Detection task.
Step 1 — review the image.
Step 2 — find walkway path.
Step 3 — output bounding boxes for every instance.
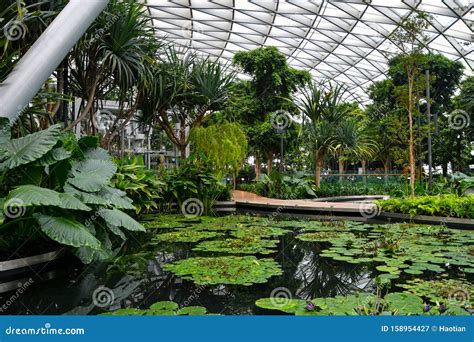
[231,190,377,214]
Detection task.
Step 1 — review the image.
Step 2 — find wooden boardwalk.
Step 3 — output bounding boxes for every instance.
[231,190,377,215]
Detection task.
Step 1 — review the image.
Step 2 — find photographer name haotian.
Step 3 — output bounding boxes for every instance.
[438,325,466,333]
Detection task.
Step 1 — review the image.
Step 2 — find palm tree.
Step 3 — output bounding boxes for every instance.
[334,118,379,178]
[300,83,347,187]
[139,47,235,159]
[67,0,157,137]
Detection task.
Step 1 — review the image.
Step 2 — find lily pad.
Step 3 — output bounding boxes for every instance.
[152,230,221,243]
[193,237,279,255]
[164,256,282,285]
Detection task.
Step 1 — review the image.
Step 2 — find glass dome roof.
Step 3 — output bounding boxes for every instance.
[145,0,473,103]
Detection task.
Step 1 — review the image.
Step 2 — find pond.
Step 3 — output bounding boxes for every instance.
[2,214,473,316]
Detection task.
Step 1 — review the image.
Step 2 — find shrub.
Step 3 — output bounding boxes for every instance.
[0,122,145,263]
[112,155,164,215]
[377,195,474,219]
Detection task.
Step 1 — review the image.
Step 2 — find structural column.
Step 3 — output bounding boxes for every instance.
[0,0,109,122]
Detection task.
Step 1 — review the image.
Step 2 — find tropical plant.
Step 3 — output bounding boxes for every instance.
[300,83,348,187]
[0,121,145,263]
[377,195,474,219]
[139,47,235,158]
[111,155,164,215]
[390,11,431,196]
[191,121,248,187]
[67,0,158,142]
[159,155,230,214]
[334,118,379,177]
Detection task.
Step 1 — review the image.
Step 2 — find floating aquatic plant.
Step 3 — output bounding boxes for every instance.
[152,229,221,243]
[101,301,212,316]
[231,226,290,239]
[164,256,282,285]
[193,237,279,255]
[255,291,469,316]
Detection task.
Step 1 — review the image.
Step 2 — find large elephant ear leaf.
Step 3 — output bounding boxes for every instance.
[0,118,11,145]
[57,193,91,211]
[84,147,112,161]
[33,214,101,249]
[99,209,145,232]
[67,158,117,192]
[6,185,61,207]
[0,124,62,170]
[37,147,72,166]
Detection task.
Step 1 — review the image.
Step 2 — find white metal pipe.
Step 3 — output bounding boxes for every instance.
[0,0,109,122]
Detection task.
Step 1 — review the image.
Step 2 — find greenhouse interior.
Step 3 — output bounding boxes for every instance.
[0,0,473,317]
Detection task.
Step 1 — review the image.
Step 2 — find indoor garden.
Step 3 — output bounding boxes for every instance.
[0,0,472,319]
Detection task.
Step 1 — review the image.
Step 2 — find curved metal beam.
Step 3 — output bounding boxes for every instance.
[0,0,109,122]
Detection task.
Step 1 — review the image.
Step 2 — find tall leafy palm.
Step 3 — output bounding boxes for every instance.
[67,0,158,136]
[300,83,347,187]
[334,118,379,176]
[139,46,235,158]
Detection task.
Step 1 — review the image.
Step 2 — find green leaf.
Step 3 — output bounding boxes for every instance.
[0,118,11,145]
[149,301,178,311]
[98,209,145,232]
[33,214,101,249]
[37,147,71,166]
[57,193,91,211]
[6,185,61,207]
[0,124,61,170]
[68,158,117,192]
[107,224,126,240]
[84,147,112,161]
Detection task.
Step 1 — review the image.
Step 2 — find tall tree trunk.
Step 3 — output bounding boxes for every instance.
[66,79,98,130]
[383,157,390,185]
[408,73,416,197]
[361,159,367,185]
[338,158,345,182]
[455,137,462,172]
[267,154,273,174]
[314,151,324,188]
[179,118,187,159]
[442,163,448,177]
[255,155,261,180]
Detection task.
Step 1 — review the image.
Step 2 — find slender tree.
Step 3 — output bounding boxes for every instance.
[390,11,430,196]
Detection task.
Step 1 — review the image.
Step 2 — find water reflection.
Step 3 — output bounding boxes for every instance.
[2,225,379,315]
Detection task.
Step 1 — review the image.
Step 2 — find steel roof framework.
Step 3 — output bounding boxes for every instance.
[145,0,473,103]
